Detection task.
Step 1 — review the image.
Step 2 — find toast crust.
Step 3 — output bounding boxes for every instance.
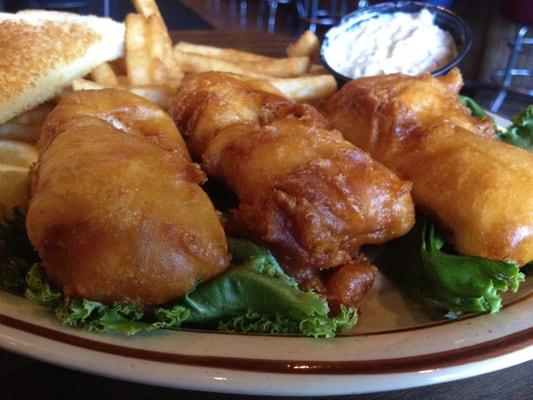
[0,12,125,124]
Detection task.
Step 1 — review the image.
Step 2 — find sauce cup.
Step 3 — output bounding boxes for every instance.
[320,1,472,85]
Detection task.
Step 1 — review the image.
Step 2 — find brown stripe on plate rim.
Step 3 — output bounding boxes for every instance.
[144,288,533,337]
[0,312,531,375]
[351,289,533,336]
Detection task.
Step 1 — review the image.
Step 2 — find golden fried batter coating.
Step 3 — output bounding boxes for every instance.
[170,72,415,306]
[27,89,230,306]
[322,69,533,266]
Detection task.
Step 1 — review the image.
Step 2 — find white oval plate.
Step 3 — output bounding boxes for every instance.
[1,114,531,396]
[0,271,531,396]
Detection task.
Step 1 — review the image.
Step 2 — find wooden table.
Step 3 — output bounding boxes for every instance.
[0,30,531,400]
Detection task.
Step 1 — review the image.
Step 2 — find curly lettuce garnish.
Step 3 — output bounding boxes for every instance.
[0,210,356,337]
[459,95,487,118]
[183,238,357,337]
[497,105,533,150]
[376,217,525,316]
[460,95,532,150]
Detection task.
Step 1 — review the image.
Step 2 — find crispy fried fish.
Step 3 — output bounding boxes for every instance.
[322,68,533,266]
[170,72,415,307]
[27,89,230,306]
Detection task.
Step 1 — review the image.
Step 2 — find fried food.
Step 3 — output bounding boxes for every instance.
[129,0,183,89]
[90,62,119,86]
[27,89,230,306]
[125,13,151,85]
[266,74,337,103]
[170,72,415,307]
[286,30,320,58]
[175,41,276,63]
[322,68,533,266]
[72,78,173,109]
[173,50,272,79]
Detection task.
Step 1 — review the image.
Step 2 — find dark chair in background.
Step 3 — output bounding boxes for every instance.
[4,0,111,15]
[255,0,367,33]
[490,0,532,112]
[26,1,90,13]
[295,0,366,32]
[2,0,211,30]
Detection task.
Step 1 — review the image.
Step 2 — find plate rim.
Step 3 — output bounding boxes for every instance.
[0,290,531,376]
[0,312,531,375]
[0,308,531,396]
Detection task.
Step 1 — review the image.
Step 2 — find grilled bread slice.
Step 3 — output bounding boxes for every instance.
[0,10,124,124]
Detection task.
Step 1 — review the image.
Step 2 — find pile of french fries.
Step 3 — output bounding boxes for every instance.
[1,0,337,145]
[73,0,180,109]
[172,32,336,103]
[75,0,336,108]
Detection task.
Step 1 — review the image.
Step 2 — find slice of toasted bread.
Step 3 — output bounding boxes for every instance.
[0,11,125,124]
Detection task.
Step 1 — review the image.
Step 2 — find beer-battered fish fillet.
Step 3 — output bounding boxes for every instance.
[27,89,230,306]
[322,69,533,266]
[170,72,415,307]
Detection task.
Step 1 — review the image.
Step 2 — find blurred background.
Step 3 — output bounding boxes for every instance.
[1,0,531,117]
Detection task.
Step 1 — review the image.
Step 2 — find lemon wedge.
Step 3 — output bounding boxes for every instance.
[0,140,38,214]
[0,139,38,168]
[0,164,33,212]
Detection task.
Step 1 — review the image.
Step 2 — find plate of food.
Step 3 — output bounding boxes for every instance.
[0,0,531,396]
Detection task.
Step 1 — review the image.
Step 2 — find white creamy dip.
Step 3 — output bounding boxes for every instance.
[324,9,458,78]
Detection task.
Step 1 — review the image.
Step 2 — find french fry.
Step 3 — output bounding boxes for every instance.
[127,85,172,109]
[232,56,311,78]
[72,79,172,110]
[90,62,119,86]
[146,13,183,87]
[267,75,337,103]
[116,75,129,85]
[125,13,151,85]
[174,50,271,79]
[150,58,169,85]
[132,0,161,18]
[147,14,168,85]
[287,30,320,58]
[109,57,127,76]
[132,0,184,87]
[308,64,327,75]
[174,42,276,63]
[175,42,310,77]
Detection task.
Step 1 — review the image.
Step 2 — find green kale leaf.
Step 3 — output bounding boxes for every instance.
[497,105,533,150]
[376,217,525,315]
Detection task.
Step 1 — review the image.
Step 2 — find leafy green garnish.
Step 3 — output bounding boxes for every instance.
[0,257,31,292]
[460,95,532,150]
[497,105,533,150]
[55,299,190,336]
[219,304,356,337]
[377,217,525,315]
[459,95,487,118]
[182,238,357,337]
[25,263,61,307]
[0,209,36,292]
[0,211,355,337]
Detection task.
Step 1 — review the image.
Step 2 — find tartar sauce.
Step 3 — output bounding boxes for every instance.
[324,9,458,78]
